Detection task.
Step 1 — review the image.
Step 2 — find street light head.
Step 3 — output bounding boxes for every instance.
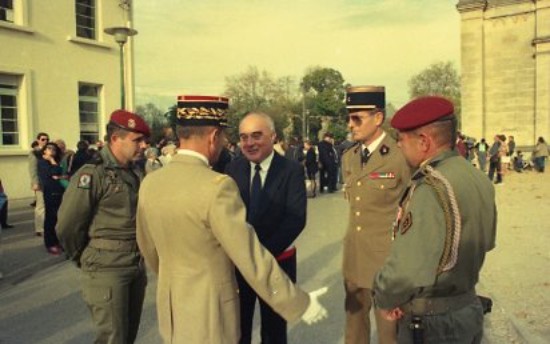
[104,26,138,45]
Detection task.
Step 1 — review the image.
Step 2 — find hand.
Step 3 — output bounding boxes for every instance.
[301,287,328,325]
[380,307,404,321]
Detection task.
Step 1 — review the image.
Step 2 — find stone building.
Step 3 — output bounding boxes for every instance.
[0,1,136,199]
[457,0,550,147]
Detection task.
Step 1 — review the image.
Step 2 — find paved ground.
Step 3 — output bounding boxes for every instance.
[1,171,549,343]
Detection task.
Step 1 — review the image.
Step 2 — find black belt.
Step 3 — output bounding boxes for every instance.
[401,291,478,315]
[89,238,138,252]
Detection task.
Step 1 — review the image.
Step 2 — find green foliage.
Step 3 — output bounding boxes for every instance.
[224,66,300,142]
[135,103,171,143]
[300,67,347,119]
[408,61,461,123]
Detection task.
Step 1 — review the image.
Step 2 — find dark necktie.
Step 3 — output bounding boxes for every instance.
[248,164,262,221]
[362,148,370,165]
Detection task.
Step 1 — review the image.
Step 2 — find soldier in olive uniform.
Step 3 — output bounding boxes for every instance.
[342,86,410,344]
[57,110,150,344]
[373,96,497,343]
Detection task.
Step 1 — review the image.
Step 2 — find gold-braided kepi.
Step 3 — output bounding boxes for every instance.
[176,95,229,127]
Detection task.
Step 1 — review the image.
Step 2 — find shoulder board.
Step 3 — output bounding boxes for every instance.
[343,142,360,154]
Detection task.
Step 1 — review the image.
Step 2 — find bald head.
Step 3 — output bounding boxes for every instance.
[239,112,276,164]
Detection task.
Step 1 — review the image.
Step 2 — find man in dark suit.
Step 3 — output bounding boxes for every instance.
[225,111,307,344]
[318,132,338,193]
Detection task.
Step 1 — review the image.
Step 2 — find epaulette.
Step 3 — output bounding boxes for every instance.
[344,142,361,155]
[214,174,228,185]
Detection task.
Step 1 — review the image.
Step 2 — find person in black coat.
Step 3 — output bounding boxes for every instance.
[225,112,307,344]
[317,132,338,193]
[37,142,65,255]
[304,140,318,197]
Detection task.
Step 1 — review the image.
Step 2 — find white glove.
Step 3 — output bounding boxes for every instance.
[301,287,329,325]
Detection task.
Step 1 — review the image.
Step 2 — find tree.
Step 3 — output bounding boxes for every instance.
[224,66,300,142]
[135,103,170,143]
[300,67,347,140]
[408,61,461,122]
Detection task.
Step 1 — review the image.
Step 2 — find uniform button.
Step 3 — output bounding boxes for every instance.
[355,196,361,201]
[356,226,362,231]
[357,181,362,186]
[355,211,360,216]
[272,290,278,295]
[380,185,385,189]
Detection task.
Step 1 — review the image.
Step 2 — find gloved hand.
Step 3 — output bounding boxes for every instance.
[301,287,329,325]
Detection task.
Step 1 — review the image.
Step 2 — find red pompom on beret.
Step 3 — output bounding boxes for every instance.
[391,96,454,131]
[109,109,151,137]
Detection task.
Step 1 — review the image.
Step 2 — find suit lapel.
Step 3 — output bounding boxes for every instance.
[236,159,252,206]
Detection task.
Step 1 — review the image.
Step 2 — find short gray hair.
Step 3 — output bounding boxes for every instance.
[242,111,275,132]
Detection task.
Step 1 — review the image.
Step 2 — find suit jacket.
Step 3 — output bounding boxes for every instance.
[317,140,337,169]
[225,153,306,257]
[342,133,411,288]
[136,154,309,344]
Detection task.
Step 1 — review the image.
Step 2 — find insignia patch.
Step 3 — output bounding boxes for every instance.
[368,172,396,179]
[401,212,413,235]
[128,118,136,129]
[78,173,92,189]
[379,144,390,155]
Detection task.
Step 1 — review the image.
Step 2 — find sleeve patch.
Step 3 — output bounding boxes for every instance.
[400,211,413,235]
[77,173,92,189]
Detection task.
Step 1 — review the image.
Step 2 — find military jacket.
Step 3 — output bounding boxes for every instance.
[373,150,497,309]
[57,146,144,269]
[341,133,410,288]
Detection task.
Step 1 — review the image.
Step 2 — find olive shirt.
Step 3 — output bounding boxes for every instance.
[57,146,144,270]
[342,133,410,288]
[373,150,497,309]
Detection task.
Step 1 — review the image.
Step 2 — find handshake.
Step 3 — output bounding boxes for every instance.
[301,287,329,325]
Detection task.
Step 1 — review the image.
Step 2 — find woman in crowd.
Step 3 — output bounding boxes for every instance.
[37,142,65,255]
[304,140,319,197]
[533,136,549,173]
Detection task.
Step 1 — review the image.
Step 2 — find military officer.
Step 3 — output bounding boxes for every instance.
[341,86,410,344]
[373,96,497,343]
[57,110,150,344]
[136,95,327,343]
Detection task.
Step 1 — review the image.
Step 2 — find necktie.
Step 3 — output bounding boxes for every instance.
[248,164,262,221]
[362,148,370,165]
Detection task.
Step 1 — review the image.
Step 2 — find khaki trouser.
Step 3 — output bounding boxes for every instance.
[345,280,397,344]
[81,267,147,344]
[34,190,45,233]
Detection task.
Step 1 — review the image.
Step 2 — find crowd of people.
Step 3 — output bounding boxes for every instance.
[1,88,544,343]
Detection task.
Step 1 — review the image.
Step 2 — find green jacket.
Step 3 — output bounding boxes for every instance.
[56,146,144,269]
[373,150,497,309]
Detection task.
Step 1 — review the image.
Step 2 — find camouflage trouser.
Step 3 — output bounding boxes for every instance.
[397,301,484,344]
[81,267,147,344]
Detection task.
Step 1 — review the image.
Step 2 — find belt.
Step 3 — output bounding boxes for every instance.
[276,247,296,261]
[89,238,138,252]
[401,290,478,315]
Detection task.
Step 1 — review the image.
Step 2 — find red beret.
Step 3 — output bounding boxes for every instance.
[391,96,454,131]
[109,109,151,137]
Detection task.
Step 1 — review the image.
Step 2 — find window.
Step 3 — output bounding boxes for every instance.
[76,0,95,39]
[0,0,14,23]
[78,83,100,143]
[0,74,19,146]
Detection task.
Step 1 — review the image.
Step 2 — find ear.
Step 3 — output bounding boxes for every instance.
[374,111,384,127]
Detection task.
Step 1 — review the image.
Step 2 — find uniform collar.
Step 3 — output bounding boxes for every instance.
[412,149,458,180]
[177,149,210,167]
[362,131,386,154]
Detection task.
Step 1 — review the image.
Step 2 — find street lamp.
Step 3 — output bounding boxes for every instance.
[104,26,138,109]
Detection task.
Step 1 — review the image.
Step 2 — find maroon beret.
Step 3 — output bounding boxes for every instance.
[109,109,151,137]
[391,96,454,131]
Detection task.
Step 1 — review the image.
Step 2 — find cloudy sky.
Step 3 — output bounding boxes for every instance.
[133,0,460,109]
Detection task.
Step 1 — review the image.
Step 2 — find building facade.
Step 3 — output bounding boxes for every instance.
[457,0,550,146]
[0,0,136,199]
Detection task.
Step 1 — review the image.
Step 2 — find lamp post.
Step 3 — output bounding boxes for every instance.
[104,26,138,109]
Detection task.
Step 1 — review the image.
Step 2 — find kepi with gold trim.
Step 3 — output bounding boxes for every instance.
[176,95,230,127]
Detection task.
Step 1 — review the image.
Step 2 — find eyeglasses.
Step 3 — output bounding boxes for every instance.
[39,137,49,142]
[346,114,369,125]
[239,131,264,142]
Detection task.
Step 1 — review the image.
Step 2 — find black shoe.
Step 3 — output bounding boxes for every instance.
[1,224,14,229]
